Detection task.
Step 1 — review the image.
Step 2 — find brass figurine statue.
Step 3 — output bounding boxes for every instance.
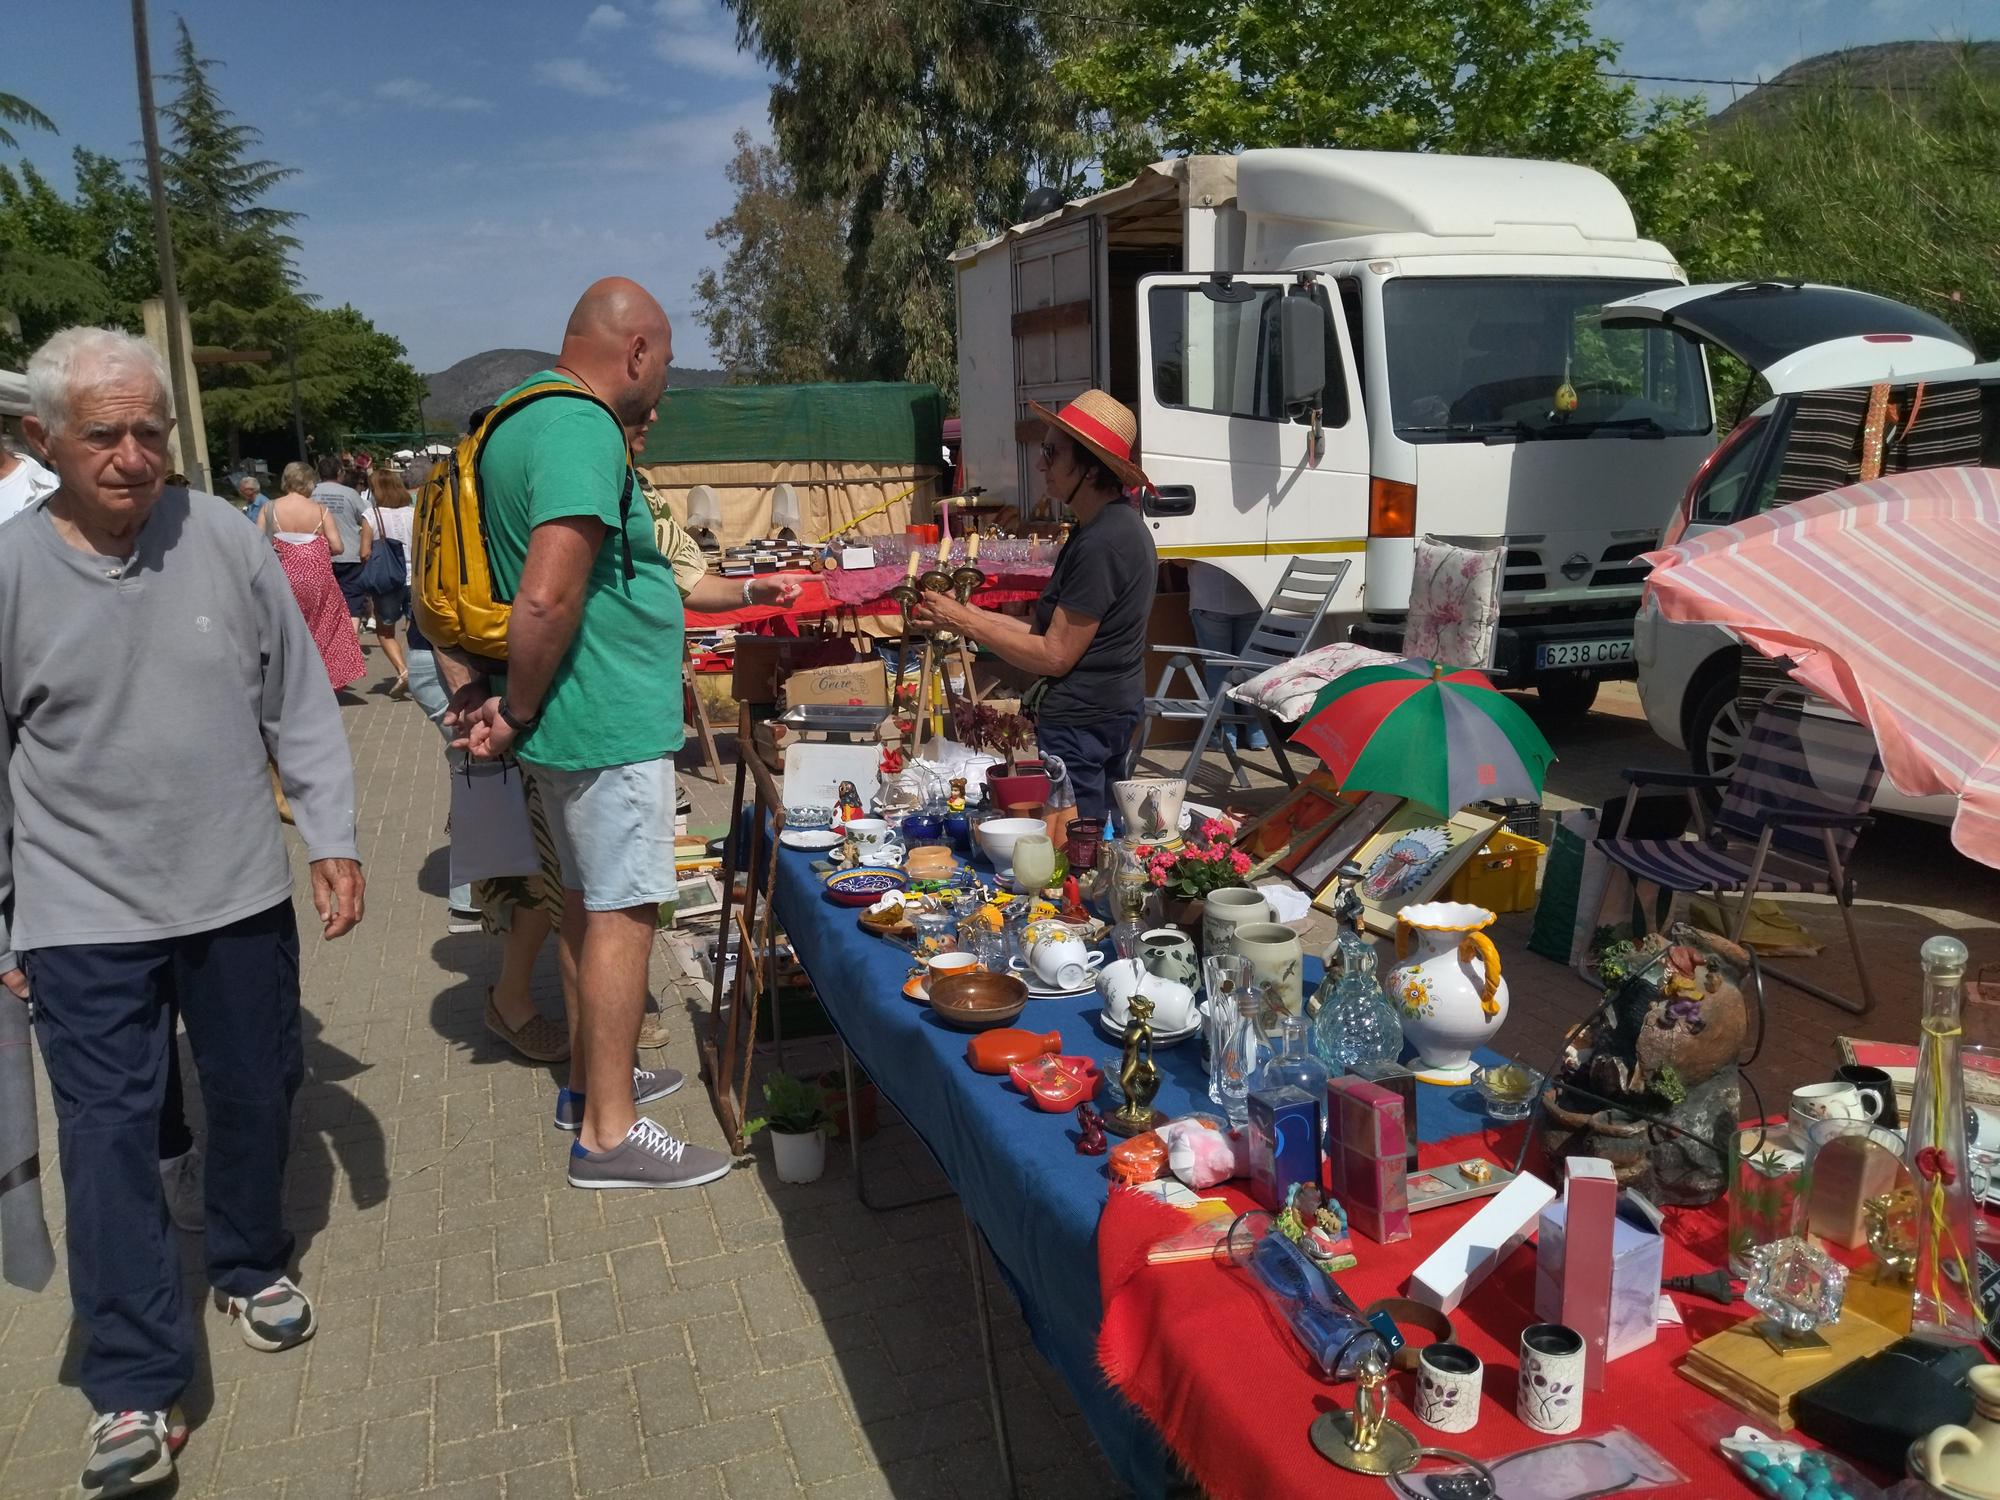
[1107,994,1162,1137]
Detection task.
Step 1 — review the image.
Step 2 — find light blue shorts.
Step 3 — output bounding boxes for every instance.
[528,757,677,912]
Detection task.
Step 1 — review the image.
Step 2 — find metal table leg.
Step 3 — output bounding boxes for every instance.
[843,1042,954,1213]
[966,1208,1019,1499]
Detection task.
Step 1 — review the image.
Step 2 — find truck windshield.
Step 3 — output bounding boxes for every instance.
[1384,277,1711,442]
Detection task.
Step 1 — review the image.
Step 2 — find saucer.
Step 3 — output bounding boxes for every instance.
[1093,1009,1201,1046]
[781,828,844,851]
[1019,974,1099,999]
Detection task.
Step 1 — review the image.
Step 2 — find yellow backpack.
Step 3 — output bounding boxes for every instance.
[413,381,634,663]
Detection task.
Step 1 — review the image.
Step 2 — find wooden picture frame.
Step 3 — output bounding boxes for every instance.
[1332,805,1505,934]
[1291,791,1401,893]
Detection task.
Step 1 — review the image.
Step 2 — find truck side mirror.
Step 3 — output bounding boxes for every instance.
[1280,294,1327,408]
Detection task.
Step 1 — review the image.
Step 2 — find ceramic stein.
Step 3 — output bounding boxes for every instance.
[1517,1324,1584,1434]
[1139,928,1199,988]
[1231,921,1304,1027]
[1415,1344,1482,1434]
[1923,1363,2000,1497]
[1384,901,1509,1085]
[1201,887,1272,961]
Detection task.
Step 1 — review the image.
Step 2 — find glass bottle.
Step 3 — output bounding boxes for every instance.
[1908,934,1984,1343]
[1258,1013,1332,1102]
[1309,926,1404,1073]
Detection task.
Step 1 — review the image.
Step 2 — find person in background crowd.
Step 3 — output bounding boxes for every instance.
[311,454,369,641]
[0,433,58,525]
[1186,561,1269,751]
[261,462,366,692]
[236,473,270,526]
[914,390,1157,822]
[449,276,798,1190]
[364,468,413,699]
[8,326,363,1497]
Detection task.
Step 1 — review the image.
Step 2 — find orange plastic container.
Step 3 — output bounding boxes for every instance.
[1445,828,1546,914]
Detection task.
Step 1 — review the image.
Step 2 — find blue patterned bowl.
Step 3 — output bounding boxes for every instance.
[822,868,910,908]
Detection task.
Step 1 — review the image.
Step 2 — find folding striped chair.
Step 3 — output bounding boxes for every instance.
[1599,692,1882,1016]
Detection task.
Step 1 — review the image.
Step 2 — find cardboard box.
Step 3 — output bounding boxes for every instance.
[1327,1076,1411,1243]
[1247,1085,1319,1212]
[785,660,889,708]
[1541,1158,1620,1387]
[1409,1171,1556,1314]
[840,545,877,569]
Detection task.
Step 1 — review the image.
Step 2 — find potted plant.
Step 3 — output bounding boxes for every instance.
[745,1072,835,1184]
[955,701,1049,812]
[1138,817,1254,932]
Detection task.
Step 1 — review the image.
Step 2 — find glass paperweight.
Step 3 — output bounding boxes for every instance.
[1745,1236,1847,1353]
[1310,928,1404,1073]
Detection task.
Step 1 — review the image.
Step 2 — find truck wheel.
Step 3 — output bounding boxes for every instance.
[1533,674,1599,723]
[1688,672,1746,781]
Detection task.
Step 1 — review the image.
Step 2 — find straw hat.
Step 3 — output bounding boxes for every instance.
[1028,390,1152,492]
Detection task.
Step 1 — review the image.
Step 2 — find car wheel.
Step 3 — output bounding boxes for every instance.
[1688,672,1747,781]
[1533,674,1600,723]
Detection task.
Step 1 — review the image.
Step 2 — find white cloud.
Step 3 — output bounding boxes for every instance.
[373,77,491,112]
[537,57,626,98]
[650,0,767,81]
[582,3,629,34]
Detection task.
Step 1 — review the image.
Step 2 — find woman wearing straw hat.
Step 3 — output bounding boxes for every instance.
[915,390,1157,822]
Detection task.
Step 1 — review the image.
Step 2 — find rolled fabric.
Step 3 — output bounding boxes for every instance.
[0,999,54,1291]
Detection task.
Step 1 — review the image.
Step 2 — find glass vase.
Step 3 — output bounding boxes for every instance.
[1908,934,1985,1342]
[1213,982,1263,1128]
[1310,927,1403,1073]
[1729,1126,1808,1277]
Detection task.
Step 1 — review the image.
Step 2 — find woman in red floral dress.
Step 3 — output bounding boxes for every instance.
[259,462,366,690]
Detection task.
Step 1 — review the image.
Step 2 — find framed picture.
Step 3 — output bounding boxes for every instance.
[1234,773,1374,880]
[1334,805,1504,934]
[668,873,723,924]
[1292,791,1401,893]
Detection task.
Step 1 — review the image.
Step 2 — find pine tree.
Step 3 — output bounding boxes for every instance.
[0,91,56,151]
[160,19,299,256]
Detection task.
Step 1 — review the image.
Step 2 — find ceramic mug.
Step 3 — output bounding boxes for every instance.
[1832,1064,1900,1130]
[1097,958,1148,1023]
[1139,928,1199,988]
[1231,921,1305,1025]
[925,952,982,992]
[846,818,895,849]
[1201,887,1272,960]
[1415,1343,1482,1434]
[1790,1081,1883,1130]
[1517,1324,1584,1435]
[1135,975,1198,1033]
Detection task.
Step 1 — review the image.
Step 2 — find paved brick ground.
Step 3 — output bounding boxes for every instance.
[0,651,1115,1499]
[2,657,1994,1498]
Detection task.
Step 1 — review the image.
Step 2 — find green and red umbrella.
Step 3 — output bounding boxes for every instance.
[1289,658,1555,815]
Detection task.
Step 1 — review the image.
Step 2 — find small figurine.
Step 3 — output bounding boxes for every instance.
[836,780,865,824]
[1277,1182,1356,1272]
[947,776,967,812]
[1075,1104,1108,1156]
[1350,1347,1390,1453]
[1059,873,1089,925]
[1107,995,1163,1137]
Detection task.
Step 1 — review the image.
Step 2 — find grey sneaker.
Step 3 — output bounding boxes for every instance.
[80,1407,186,1499]
[445,907,483,935]
[218,1275,315,1352]
[568,1118,733,1190]
[157,1147,204,1234]
[553,1066,686,1132]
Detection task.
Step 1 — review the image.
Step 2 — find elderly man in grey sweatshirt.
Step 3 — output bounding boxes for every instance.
[5,326,365,1500]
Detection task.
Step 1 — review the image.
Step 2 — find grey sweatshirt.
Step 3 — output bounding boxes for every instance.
[0,487,360,968]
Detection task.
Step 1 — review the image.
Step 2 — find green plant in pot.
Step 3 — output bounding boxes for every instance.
[746,1072,834,1184]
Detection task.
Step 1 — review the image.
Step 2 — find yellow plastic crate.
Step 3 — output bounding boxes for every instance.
[1445,828,1547,914]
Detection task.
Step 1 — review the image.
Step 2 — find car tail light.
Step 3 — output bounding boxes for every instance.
[1662,415,1762,548]
[1369,477,1416,538]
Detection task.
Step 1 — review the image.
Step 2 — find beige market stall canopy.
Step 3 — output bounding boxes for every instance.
[638,381,947,550]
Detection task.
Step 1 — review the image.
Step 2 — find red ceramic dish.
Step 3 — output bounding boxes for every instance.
[1007,1054,1102,1112]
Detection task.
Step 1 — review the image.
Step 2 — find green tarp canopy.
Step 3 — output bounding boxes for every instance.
[640,381,944,467]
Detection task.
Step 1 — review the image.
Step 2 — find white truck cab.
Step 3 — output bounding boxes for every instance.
[952,148,1715,713]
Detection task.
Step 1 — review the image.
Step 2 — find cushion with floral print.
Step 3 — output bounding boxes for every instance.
[1226,640,1402,723]
[1404,536,1504,669]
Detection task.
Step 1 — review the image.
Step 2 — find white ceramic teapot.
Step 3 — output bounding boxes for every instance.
[1383,901,1509,1085]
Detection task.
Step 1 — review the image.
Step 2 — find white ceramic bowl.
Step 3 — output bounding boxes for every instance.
[975,817,1048,878]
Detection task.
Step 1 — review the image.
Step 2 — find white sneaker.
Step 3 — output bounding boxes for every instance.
[157,1148,204,1234]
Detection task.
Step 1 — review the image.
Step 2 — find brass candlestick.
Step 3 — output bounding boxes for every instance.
[950,563,986,603]
[1106,995,1163,1137]
[918,566,956,597]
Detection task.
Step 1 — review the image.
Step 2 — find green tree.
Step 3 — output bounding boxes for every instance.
[723,0,1093,396]
[161,19,299,255]
[0,90,55,151]
[0,150,156,363]
[692,132,852,384]
[1062,0,1760,280]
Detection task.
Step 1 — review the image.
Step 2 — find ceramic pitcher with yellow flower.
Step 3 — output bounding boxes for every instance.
[1385,901,1508,1084]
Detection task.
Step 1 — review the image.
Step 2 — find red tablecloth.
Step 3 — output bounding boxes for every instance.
[682,570,1049,630]
[1097,1126,1763,1499]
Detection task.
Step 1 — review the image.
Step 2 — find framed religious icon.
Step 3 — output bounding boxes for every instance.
[1333,805,1504,934]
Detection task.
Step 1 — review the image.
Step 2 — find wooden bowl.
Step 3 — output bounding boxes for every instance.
[926,971,1029,1030]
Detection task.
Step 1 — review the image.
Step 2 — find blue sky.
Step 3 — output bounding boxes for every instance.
[8,0,1993,373]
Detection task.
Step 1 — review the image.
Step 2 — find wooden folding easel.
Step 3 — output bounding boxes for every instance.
[701,703,787,1153]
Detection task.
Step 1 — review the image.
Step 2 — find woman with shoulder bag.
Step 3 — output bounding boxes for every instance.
[363,469,414,697]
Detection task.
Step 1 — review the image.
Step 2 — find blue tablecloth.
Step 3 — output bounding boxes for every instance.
[769,842,1501,1496]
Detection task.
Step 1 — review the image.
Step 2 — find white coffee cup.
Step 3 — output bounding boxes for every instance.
[1791,1080,1882,1126]
[1136,975,1198,1033]
[857,843,906,869]
[1098,959,1147,1025]
[846,818,894,848]
[1011,928,1105,991]
[925,952,981,991]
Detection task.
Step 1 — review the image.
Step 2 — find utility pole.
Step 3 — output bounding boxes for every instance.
[130,0,205,491]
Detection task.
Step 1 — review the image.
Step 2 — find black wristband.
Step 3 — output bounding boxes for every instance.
[498,700,538,734]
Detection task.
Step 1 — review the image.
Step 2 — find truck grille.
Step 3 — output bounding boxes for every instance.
[1502,539,1655,594]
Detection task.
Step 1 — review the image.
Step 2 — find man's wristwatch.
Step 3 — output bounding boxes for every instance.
[497,700,538,735]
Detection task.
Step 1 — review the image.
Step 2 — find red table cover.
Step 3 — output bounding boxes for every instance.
[683,570,1049,630]
[1097,1125,1768,1499]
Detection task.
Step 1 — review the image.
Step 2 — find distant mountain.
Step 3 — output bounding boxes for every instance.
[420,347,727,429]
[1710,41,2000,129]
